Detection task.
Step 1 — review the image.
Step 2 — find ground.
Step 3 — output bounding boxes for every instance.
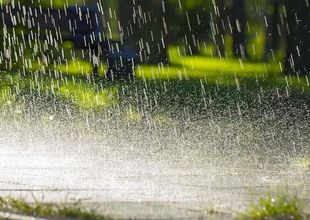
[0,53,309,219]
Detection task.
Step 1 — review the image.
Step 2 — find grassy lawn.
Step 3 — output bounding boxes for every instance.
[0,47,309,114]
[0,197,111,220]
[137,47,310,94]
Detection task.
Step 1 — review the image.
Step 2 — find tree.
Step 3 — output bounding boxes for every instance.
[264,0,281,61]
[230,0,247,59]
[211,0,226,58]
[284,0,310,75]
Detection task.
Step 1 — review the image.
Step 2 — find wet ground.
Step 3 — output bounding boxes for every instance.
[0,78,309,219]
[0,98,309,219]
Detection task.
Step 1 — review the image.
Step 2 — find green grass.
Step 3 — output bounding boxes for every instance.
[1,44,309,113]
[59,82,118,110]
[0,86,15,106]
[237,194,304,220]
[0,197,111,220]
[137,47,310,95]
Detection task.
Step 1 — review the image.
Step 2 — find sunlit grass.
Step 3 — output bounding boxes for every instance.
[168,46,281,76]
[21,45,309,96]
[136,46,310,94]
[28,59,107,77]
[56,60,107,77]
[59,83,118,110]
[56,60,93,76]
[136,65,236,85]
[0,86,15,106]
[136,65,201,80]
[1,44,309,112]
[178,56,280,76]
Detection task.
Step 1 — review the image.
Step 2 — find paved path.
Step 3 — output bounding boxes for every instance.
[0,119,309,219]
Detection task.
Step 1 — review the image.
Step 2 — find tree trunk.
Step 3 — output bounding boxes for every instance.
[211,0,226,58]
[230,0,247,59]
[284,0,310,75]
[264,0,280,61]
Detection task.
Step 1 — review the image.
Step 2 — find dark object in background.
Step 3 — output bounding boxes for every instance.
[230,0,248,59]
[104,42,135,81]
[284,0,310,75]
[118,0,169,64]
[0,4,137,80]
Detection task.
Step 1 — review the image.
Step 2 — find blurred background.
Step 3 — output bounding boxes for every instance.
[0,0,309,121]
[0,0,309,75]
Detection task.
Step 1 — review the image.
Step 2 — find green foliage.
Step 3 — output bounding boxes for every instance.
[168,0,212,10]
[16,0,84,8]
[0,196,111,220]
[165,0,211,46]
[237,194,304,220]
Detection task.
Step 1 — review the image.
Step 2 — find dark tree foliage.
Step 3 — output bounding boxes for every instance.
[183,9,210,55]
[284,0,310,75]
[166,0,211,55]
[118,0,169,64]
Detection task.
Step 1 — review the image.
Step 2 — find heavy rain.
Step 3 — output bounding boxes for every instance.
[0,0,309,219]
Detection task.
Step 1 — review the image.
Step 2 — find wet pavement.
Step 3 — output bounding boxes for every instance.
[0,116,309,219]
